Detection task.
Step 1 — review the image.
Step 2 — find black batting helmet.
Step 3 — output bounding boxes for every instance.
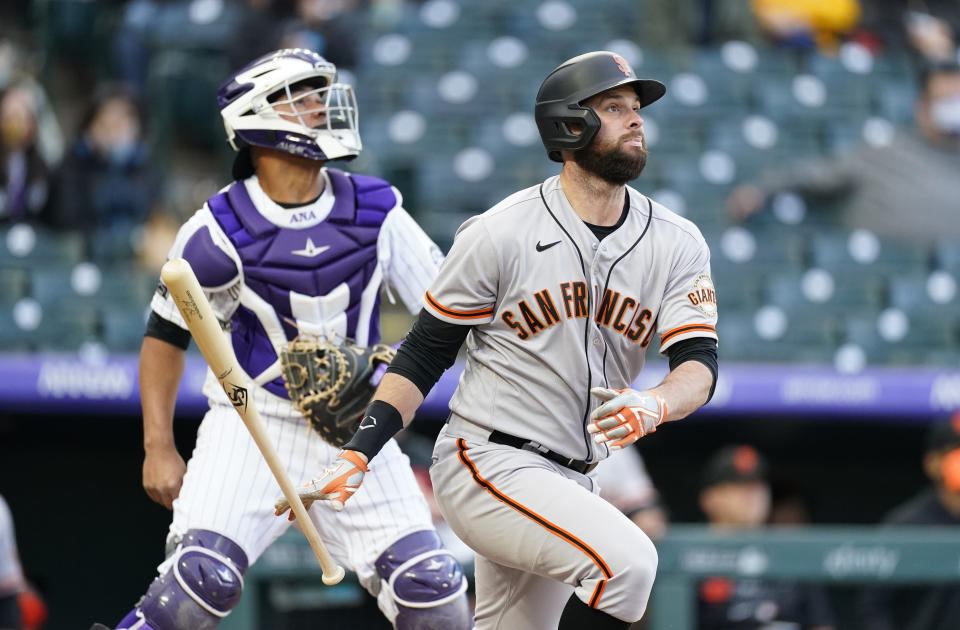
[535,51,666,163]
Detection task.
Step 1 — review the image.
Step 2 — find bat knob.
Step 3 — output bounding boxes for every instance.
[322,564,346,585]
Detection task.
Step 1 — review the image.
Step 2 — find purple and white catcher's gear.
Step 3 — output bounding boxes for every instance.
[375,530,471,630]
[115,530,248,630]
[217,48,360,162]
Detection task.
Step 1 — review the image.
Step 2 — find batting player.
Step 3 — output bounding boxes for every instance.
[279,50,719,629]
[101,49,470,630]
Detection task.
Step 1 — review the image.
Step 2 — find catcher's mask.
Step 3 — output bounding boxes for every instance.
[217,48,361,164]
[534,50,665,163]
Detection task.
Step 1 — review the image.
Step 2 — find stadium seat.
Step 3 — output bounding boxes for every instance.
[755,74,871,124]
[0,268,29,304]
[715,309,836,363]
[934,241,960,276]
[872,77,917,124]
[809,231,930,275]
[765,269,886,315]
[888,271,959,315]
[0,226,85,267]
[0,301,101,353]
[712,267,764,311]
[101,307,150,352]
[147,49,231,153]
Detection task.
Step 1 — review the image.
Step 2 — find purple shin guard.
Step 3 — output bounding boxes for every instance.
[376,530,471,630]
[134,530,248,630]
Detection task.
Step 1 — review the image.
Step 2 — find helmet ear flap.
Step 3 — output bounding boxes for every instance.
[540,106,601,163]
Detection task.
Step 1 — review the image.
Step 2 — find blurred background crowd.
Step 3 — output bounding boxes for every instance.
[0,0,959,364]
[0,0,959,628]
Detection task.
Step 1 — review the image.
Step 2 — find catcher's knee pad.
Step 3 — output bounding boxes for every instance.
[375,530,471,630]
[138,529,249,630]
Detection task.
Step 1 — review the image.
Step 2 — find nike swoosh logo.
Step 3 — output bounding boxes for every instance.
[536,240,561,252]
[292,237,330,258]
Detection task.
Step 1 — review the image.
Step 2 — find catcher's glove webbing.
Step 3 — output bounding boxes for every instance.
[279,336,396,447]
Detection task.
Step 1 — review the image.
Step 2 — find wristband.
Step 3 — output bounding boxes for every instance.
[343,400,404,461]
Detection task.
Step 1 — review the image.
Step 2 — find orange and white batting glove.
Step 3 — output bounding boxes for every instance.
[587,387,667,450]
[275,449,368,518]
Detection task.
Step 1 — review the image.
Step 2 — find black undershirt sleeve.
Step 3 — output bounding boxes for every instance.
[144,310,192,350]
[665,336,719,402]
[386,309,471,397]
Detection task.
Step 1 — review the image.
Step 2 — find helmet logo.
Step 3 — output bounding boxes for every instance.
[612,54,632,77]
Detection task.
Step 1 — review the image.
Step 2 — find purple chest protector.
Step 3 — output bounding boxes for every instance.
[188,169,395,399]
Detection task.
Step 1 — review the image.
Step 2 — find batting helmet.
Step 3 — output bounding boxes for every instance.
[217,48,360,163]
[535,51,666,163]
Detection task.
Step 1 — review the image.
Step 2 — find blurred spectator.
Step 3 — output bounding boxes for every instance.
[593,446,669,542]
[0,41,63,169]
[112,0,244,93]
[698,445,836,630]
[726,61,960,246]
[857,414,960,630]
[751,0,862,52]
[0,495,46,630]
[638,0,764,48]
[0,495,24,629]
[0,81,52,224]
[47,84,165,258]
[279,0,360,70]
[857,1,960,62]
[227,0,297,72]
[136,209,182,273]
[768,478,815,527]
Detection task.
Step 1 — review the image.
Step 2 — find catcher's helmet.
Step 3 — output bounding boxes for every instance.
[217,48,360,162]
[535,51,666,163]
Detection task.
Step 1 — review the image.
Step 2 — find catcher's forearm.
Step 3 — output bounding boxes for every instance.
[139,335,187,451]
[650,360,713,423]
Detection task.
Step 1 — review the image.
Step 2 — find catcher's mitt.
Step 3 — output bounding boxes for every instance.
[279,336,396,447]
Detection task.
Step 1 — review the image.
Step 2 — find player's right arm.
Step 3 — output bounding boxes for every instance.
[140,334,188,510]
[276,217,498,515]
[140,204,242,509]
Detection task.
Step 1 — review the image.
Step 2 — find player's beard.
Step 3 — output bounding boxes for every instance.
[573,134,647,185]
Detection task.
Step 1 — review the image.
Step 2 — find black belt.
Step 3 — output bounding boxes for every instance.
[488,430,598,474]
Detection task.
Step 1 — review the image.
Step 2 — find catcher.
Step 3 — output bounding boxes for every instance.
[103,49,470,630]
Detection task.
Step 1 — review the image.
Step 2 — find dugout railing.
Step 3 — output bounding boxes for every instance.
[219,525,960,629]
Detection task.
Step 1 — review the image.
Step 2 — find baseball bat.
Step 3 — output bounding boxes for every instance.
[160,257,346,585]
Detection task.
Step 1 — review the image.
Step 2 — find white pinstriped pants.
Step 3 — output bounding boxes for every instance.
[160,402,434,592]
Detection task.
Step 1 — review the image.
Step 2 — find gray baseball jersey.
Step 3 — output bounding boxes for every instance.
[426,174,717,464]
[427,174,717,628]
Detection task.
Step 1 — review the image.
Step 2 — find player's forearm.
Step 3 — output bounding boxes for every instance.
[651,360,713,422]
[373,372,425,427]
[139,335,186,451]
[343,373,424,463]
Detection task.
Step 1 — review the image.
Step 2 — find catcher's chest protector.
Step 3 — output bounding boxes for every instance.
[205,169,395,397]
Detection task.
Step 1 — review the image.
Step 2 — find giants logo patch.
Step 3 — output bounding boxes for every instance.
[687,274,717,317]
[612,54,632,77]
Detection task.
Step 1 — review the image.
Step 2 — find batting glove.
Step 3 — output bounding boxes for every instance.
[587,387,667,450]
[275,449,368,518]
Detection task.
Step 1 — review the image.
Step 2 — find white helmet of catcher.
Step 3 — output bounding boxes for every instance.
[217,48,361,162]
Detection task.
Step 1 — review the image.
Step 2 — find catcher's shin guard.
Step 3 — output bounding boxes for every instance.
[118,530,248,630]
[375,530,471,630]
